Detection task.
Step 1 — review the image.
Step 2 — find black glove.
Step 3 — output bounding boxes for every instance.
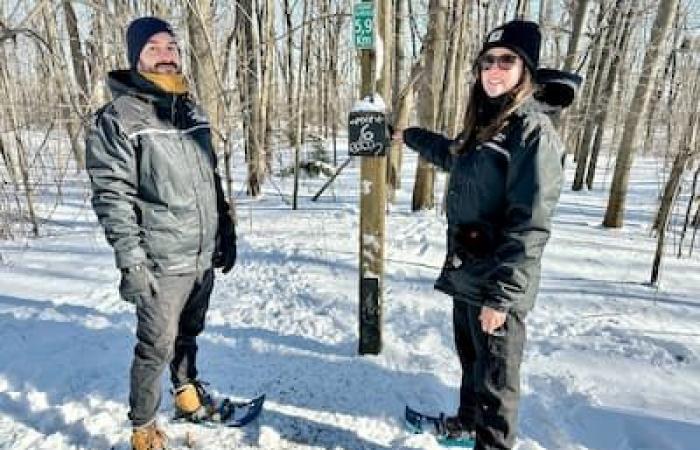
[214,218,237,274]
[119,264,158,303]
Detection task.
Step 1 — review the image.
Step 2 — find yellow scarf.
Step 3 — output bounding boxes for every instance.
[139,72,188,95]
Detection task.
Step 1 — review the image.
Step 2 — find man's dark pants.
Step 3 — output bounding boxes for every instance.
[128,268,214,427]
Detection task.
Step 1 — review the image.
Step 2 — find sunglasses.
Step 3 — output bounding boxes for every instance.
[477,53,518,71]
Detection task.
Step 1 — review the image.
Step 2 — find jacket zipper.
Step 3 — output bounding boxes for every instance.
[174,95,204,274]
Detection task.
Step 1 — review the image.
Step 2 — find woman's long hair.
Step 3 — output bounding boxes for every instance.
[453,65,536,154]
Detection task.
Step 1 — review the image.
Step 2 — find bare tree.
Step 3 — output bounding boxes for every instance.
[188,0,221,130]
[387,0,408,201]
[233,0,265,196]
[572,0,622,190]
[603,0,680,228]
[562,0,591,72]
[651,67,699,284]
[291,0,309,210]
[585,2,634,189]
[411,0,447,211]
[679,165,700,256]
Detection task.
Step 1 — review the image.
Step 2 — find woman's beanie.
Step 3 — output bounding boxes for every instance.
[479,20,541,74]
[126,17,175,69]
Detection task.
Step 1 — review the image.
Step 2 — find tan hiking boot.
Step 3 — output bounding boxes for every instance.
[131,421,167,450]
[174,383,201,414]
[174,381,216,421]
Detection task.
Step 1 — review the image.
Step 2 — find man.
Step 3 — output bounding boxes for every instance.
[86,17,236,450]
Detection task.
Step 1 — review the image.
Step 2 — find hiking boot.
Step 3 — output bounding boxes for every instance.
[131,421,167,450]
[173,380,216,421]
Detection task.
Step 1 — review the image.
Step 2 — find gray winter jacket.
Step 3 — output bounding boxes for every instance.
[86,70,232,274]
[403,99,563,313]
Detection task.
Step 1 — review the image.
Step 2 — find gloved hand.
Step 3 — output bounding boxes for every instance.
[214,218,237,274]
[119,264,159,303]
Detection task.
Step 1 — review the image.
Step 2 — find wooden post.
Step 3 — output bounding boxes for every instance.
[355,0,387,355]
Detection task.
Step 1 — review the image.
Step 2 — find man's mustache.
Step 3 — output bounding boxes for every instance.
[155,62,179,70]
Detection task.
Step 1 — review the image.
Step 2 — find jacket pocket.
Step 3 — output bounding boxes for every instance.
[141,204,173,231]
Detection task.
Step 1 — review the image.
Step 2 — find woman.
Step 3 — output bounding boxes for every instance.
[395,20,563,450]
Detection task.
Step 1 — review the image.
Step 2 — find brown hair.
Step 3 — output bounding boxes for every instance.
[453,65,536,154]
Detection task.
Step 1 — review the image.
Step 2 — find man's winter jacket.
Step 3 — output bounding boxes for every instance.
[403,99,563,313]
[86,70,233,274]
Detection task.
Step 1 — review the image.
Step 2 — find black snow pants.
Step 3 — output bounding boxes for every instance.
[452,299,527,450]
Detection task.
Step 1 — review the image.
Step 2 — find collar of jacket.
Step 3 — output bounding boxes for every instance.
[138,71,188,95]
[107,69,189,104]
[511,96,550,119]
[477,93,512,126]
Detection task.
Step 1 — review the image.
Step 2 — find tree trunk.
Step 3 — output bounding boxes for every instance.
[436,1,462,133]
[573,1,621,190]
[449,1,471,136]
[586,2,633,190]
[43,5,85,170]
[603,0,680,228]
[562,0,590,72]
[387,0,408,200]
[188,0,220,131]
[260,0,276,177]
[0,49,39,236]
[300,0,313,142]
[557,0,590,134]
[328,1,345,166]
[291,0,308,210]
[283,0,297,146]
[233,0,265,197]
[679,165,700,256]
[568,2,607,155]
[62,1,89,101]
[258,0,274,178]
[412,0,447,211]
[515,0,529,19]
[651,152,692,285]
[644,1,683,157]
[653,68,700,232]
[0,46,20,187]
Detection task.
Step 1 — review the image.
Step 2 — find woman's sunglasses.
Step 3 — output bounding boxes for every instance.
[477,53,518,71]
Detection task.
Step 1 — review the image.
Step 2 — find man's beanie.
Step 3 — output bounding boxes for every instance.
[126,17,175,69]
[479,20,541,74]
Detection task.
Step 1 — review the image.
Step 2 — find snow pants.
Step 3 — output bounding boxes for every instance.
[128,268,214,427]
[452,300,526,450]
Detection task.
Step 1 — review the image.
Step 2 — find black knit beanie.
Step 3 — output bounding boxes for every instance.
[126,17,175,69]
[479,20,541,74]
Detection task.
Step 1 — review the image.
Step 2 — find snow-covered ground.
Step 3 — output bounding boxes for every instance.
[0,147,699,450]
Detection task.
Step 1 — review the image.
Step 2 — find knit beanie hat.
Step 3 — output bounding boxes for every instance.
[126,17,175,69]
[479,20,541,74]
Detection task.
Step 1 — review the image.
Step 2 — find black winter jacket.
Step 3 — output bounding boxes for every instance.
[403,99,563,313]
[86,70,233,274]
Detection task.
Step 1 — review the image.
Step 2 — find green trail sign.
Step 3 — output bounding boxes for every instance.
[354,2,375,50]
